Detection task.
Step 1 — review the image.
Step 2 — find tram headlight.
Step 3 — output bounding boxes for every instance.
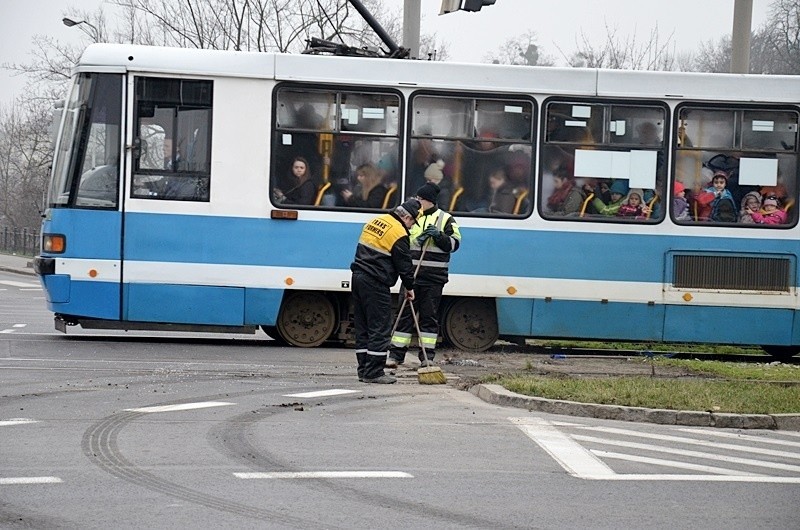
[42,233,66,253]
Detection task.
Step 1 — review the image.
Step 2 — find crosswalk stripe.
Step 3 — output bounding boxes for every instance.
[0,477,62,485]
[234,471,412,479]
[591,450,765,476]
[568,424,800,460]
[573,434,800,473]
[675,427,800,448]
[125,401,234,413]
[510,417,615,478]
[284,389,360,398]
[0,281,39,288]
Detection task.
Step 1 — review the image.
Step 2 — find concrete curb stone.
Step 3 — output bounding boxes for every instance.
[470,383,800,431]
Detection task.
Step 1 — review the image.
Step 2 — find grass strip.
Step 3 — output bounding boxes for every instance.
[485,374,800,414]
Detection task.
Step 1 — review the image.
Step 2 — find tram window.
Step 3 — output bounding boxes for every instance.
[674,105,799,227]
[540,101,667,223]
[741,111,798,151]
[409,94,534,217]
[276,90,336,131]
[545,102,603,144]
[608,106,664,147]
[131,77,213,201]
[272,87,401,209]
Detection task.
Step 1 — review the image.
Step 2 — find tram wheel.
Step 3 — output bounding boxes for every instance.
[443,297,499,352]
[276,292,336,348]
[260,325,288,345]
[761,345,800,362]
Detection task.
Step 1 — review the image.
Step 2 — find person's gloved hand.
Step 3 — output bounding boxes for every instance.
[422,225,441,239]
[416,232,430,245]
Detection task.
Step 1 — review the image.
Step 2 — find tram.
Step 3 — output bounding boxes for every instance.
[34,43,800,359]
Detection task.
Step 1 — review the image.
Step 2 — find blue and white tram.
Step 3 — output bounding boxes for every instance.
[34,44,800,359]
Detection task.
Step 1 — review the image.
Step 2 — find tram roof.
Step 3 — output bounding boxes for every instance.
[78,43,800,104]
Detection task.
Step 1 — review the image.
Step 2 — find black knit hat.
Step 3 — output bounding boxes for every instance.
[415,182,440,203]
[398,198,421,220]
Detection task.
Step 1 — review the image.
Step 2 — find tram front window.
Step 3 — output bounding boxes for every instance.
[48,73,123,209]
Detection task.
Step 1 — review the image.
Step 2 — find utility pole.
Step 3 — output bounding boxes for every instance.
[403,0,421,59]
[730,0,752,73]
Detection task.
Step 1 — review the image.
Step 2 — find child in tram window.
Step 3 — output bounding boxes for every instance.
[750,196,788,225]
[590,179,628,216]
[673,181,691,221]
[616,188,650,219]
[696,171,737,222]
[739,191,763,224]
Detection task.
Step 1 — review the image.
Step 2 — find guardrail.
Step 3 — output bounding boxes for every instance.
[0,227,39,257]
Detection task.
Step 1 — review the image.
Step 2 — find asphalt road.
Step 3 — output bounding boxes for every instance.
[1,270,798,529]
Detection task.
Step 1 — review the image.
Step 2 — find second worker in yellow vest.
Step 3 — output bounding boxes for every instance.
[387,182,461,368]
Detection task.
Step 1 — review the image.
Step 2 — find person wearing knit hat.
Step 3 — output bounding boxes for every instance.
[673,180,690,221]
[350,199,419,384]
[415,182,440,204]
[386,179,462,369]
[590,179,629,216]
[750,195,788,225]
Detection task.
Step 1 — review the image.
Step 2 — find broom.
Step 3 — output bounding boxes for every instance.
[410,301,447,384]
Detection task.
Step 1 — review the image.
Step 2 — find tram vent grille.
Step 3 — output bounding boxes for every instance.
[673,255,791,292]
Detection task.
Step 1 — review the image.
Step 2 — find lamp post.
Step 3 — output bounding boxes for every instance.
[62,16,99,40]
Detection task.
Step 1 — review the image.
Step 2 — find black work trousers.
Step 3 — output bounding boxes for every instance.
[351,271,392,380]
[389,281,443,363]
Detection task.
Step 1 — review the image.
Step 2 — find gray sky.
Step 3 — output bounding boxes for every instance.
[0,0,772,106]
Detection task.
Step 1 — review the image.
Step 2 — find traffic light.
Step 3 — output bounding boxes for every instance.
[462,0,497,11]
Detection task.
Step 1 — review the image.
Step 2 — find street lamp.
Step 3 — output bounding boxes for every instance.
[62,16,99,39]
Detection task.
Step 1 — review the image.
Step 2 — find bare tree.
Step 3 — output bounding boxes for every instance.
[483,30,553,66]
[760,0,800,74]
[0,99,53,230]
[561,23,677,70]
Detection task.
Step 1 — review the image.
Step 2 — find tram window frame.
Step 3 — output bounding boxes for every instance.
[131,77,214,202]
[539,99,668,224]
[408,92,535,218]
[271,85,403,210]
[673,104,799,228]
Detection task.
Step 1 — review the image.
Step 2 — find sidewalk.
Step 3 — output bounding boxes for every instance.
[0,253,36,276]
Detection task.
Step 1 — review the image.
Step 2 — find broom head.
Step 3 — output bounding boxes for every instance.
[417,365,446,385]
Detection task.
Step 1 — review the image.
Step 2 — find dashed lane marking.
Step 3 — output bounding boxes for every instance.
[283,389,361,398]
[0,418,38,427]
[234,471,413,479]
[0,477,62,485]
[124,401,235,413]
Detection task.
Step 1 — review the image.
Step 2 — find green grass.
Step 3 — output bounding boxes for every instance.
[484,358,800,414]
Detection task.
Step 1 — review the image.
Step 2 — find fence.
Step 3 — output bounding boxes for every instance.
[0,227,39,257]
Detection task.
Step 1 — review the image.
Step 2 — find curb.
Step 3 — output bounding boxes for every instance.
[470,383,800,431]
[0,264,36,277]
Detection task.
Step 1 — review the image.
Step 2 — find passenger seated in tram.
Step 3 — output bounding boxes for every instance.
[340,163,388,208]
[616,188,650,219]
[486,167,516,214]
[739,191,763,224]
[422,159,453,211]
[273,156,316,205]
[589,179,628,216]
[696,171,737,222]
[546,168,585,216]
[750,195,788,225]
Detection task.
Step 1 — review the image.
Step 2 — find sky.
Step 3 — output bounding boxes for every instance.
[0,0,772,106]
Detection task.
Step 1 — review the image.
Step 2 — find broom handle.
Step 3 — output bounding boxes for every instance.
[408,301,430,367]
[389,231,432,342]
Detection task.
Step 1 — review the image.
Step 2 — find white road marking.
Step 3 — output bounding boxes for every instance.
[0,418,38,427]
[124,401,235,413]
[0,329,16,334]
[568,424,800,460]
[12,324,25,328]
[234,471,412,479]
[510,417,615,478]
[513,417,800,482]
[675,427,800,448]
[20,288,42,291]
[0,280,39,288]
[572,434,800,473]
[284,389,361,398]
[591,450,764,476]
[0,477,62,485]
